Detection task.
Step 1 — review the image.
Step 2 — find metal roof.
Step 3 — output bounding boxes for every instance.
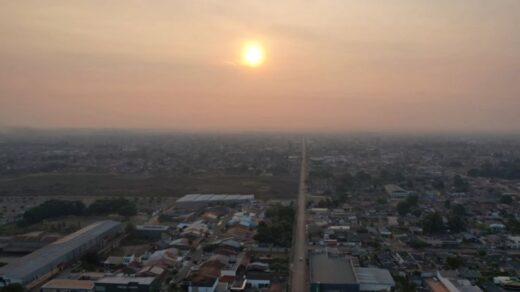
[310,253,357,284]
[95,276,156,285]
[0,220,121,282]
[355,267,395,286]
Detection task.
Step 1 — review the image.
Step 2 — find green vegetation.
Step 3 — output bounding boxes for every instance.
[447,214,465,232]
[0,284,24,292]
[394,276,416,292]
[20,198,137,226]
[446,256,464,269]
[335,171,375,193]
[21,199,86,225]
[88,198,137,217]
[432,178,445,191]
[421,212,445,234]
[270,258,290,275]
[254,205,294,247]
[80,251,100,270]
[315,198,341,208]
[500,195,513,204]
[506,217,520,233]
[421,205,467,234]
[408,239,430,249]
[453,175,469,192]
[451,204,466,216]
[447,204,466,232]
[397,195,418,216]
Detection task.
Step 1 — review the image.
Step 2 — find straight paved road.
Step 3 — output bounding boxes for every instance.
[291,138,308,292]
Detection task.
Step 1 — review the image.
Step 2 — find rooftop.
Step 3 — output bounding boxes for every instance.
[42,279,94,290]
[425,278,450,292]
[0,220,121,282]
[95,277,156,285]
[136,225,169,231]
[355,267,395,286]
[310,253,357,284]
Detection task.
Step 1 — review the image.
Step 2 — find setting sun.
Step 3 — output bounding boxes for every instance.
[242,43,264,67]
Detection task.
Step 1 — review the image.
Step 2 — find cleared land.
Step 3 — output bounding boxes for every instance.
[0,173,298,199]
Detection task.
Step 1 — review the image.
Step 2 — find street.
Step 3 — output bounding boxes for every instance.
[291,138,308,292]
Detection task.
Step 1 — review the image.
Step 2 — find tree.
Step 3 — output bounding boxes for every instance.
[81,251,99,270]
[254,205,294,247]
[448,214,465,232]
[0,284,25,292]
[397,201,411,216]
[88,198,137,217]
[446,256,464,269]
[453,175,469,192]
[432,179,445,190]
[500,195,513,204]
[336,172,354,193]
[506,217,520,233]
[394,276,416,292]
[451,204,466,216]
[397,195,418,216]
[119,204,137,217]
[21,200,86,225]
[125,222,136,235]
[421,212,445,234]
[355,171,372,184]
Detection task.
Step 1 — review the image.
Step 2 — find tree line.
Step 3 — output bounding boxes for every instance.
[254,204,294,247]
[21,198,137,225]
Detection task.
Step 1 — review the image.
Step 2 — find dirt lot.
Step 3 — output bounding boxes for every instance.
[0,173,298,199]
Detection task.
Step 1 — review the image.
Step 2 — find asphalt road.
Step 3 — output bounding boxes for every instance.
[291,138,308,292]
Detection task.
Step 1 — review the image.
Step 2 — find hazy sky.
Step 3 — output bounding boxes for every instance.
[1,1,519,132]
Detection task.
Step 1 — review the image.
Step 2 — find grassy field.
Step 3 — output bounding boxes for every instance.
[0,173,298,199]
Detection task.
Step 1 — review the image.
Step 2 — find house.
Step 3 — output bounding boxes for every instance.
[185,277,218,292]
[94,277,160,292]
[425,271,483,292]
[137,266,166,277]
[144,248,180,267]
[135,225,169,240]
[507,235,520,249]
[103,256,124,269]
[245,271,273,289]
[384,185,409,198]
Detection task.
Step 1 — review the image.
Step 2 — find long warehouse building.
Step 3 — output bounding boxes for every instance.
[0,220,121,287]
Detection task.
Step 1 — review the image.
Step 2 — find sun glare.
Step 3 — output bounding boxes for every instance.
[242,43,264,67]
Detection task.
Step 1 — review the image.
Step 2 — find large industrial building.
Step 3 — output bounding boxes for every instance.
[310,253,395,292]
[0,220,121,287]
[176,194,255,208]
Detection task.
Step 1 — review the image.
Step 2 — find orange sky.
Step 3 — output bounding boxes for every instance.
[0,1,519,132]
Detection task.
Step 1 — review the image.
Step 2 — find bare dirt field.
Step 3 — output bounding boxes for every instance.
[0,173,298,199]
